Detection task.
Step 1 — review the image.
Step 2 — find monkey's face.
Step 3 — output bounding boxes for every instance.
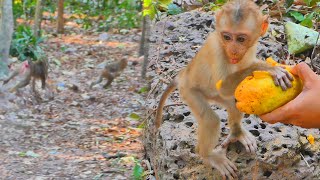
[220,32,253,64]
[215,1,268,64]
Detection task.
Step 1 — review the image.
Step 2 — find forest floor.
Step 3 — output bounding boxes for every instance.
[0,22,147,179]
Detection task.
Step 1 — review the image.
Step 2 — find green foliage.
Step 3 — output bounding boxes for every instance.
[300,12,315,28]
[204,0,226,11]
[10,25,44,61]
[133,161,144,180]
[303,0,318,6]
[288,11,315,28]
[13,0,24,20]
[288,11,305,21]
[66,0,141,30]
[143,0,178,20]
[13,0,56,21]
[138,86,149,93]
[13,0,36,20]
[128,113,141,120]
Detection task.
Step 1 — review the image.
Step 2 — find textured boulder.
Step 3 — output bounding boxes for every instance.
[144,10,320,180]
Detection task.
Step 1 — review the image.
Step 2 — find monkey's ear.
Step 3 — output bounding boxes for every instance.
[260,15,269,36]
[215,10,223,21]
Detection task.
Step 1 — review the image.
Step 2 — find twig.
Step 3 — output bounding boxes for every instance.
[311,14,320,72]
[142,159,153,172]
[163,102,185,108]
[276,3,283,21]
[146,79,160,100]
[300,152,311,167]
[159,77,171,84]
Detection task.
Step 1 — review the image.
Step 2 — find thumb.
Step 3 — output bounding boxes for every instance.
[291,63,318,86]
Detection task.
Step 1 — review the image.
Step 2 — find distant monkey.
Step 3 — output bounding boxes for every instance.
[90,58,128,89]
[3,58,48,93]
[155,0,293,179]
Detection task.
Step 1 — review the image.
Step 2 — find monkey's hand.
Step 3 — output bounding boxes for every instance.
[269,66,294,91]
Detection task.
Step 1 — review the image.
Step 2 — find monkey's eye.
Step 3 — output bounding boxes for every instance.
[237,36,246,42]
[223,34,232,41]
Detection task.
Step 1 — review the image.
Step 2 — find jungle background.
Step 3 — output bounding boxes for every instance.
[0,0,319,179]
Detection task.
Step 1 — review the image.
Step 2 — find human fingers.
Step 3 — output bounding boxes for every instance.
[291,63,318,87]
[259,101,293,124]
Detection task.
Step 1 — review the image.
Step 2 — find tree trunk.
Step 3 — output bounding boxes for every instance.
[0,0,14,78]
[57,0,64,34]
[33,0,43,38]
[139,16,146,56]
[141,16,151,79]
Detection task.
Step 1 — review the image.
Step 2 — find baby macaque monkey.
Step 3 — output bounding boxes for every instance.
[90,58,127,89]
[155,0,293,179]
[3,58,48,93]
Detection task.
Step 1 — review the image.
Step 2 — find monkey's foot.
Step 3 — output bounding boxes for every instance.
[222,129,257,153]
[205,146,238,180]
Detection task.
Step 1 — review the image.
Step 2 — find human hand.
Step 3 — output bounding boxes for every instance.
[260,62,320,128]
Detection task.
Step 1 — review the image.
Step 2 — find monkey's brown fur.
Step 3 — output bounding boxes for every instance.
[3,58,48,93]
[154,0,293,179]
[90,58,127,89]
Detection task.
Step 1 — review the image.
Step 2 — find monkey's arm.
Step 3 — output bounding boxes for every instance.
[9,70,32,92]
[3,70,19,85]
[90,75,103,89]
[218,62,293,98]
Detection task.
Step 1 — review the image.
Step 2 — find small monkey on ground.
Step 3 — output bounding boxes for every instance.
[90,58,127,89]
[3,58,48,94]
[155,0,293,179]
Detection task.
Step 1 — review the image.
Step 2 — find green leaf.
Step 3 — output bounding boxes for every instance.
[143,0,152,8]
[167,3,183,15]
[159,0,173,6]
[129,113,141,120]
[138,122,145,129]
[18,152,27,157]
[143,6,156,19]
[138,86,149,93]
[300,13,314,28]
[133,162,144,180]
[288,11,305,22]
[216,0,227,5]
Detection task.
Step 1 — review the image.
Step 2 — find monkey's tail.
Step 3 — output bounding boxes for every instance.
[155,80,177,129]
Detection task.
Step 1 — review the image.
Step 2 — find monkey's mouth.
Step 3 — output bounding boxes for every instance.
[230,58,240,64]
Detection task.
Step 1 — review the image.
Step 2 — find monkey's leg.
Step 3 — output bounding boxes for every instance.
[90,75,103,89]
[222,99,257,153]
[32,78,36,92]
[102,72,115,89]
[31,78,42,102]
[41,76,46,89]
[103,77,114,89]
[180,89,237,179]
[3,70,19,85]
[9,71,31,92]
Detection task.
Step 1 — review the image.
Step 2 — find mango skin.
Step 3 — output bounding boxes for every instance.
[235,66,303,115]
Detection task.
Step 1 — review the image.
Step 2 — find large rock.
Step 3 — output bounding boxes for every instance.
[144,11,320,180]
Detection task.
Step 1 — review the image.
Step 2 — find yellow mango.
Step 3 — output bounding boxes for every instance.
[235,58,303,115]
